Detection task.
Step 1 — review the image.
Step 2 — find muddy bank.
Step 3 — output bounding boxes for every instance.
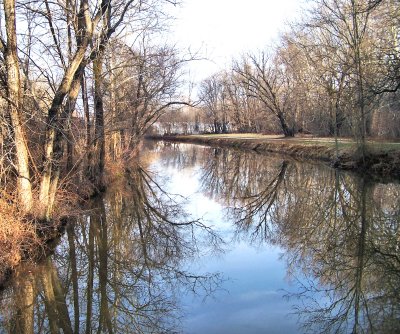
[147,135,400,179]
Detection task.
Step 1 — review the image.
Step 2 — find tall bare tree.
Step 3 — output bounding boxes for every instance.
[0,0,33,213]
[233,52,297,137]
[199,73,230,133]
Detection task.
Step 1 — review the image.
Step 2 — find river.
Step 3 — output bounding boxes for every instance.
[1,141,399,333]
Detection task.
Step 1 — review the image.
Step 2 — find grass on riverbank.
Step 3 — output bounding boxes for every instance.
[149,133,400,177]
[173,133,400,151]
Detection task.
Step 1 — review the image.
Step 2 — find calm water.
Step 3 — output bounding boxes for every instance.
[1,142,400,333]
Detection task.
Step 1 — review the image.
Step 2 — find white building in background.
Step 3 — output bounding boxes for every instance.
[150,121,215,135]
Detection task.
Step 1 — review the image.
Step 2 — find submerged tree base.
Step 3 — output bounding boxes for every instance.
[0,170,100,288]
[147,134,400,179]
[0,146,141,289]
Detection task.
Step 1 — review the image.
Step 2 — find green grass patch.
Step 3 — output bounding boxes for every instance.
[179,134,400,154]
[365,142,400,153]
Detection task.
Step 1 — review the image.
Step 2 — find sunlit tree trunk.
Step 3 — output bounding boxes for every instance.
[38,45,89,220]
[107,52,121,161]
[81,71,91,150]
[2,0,33,213]
[38,0,96,220]
[65,65,87,173]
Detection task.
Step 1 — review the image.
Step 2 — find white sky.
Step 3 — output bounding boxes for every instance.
[166,0,304,84]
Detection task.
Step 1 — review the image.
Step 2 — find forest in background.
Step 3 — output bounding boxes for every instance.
[158,0,400,143]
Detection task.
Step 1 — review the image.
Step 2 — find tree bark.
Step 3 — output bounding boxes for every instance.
[89,54,106,190]
[38,44,89,220]
[277,112,294,137]
[3,0,33,213]
[351,0,368,160]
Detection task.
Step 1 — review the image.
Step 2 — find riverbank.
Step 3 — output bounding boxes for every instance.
[0,155,137,289]
[147,134,400,179]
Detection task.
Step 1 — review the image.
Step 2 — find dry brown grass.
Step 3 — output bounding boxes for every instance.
[0,194,40,284]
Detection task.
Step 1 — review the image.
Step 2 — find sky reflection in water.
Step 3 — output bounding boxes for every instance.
[0,142,399,334]
[149,142,400,334]
[150,149,304,333]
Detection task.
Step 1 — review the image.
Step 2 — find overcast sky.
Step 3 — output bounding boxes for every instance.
[166,0,304,83]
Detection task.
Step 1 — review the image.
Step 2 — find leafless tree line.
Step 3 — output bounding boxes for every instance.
[197,0,400,141]
[0,0,188,220]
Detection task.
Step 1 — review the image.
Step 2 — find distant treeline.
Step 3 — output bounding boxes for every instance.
[159,0,400,140]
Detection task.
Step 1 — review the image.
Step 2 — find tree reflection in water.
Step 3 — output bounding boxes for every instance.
[0,160,223,334]
[1,142,399,334]
[192,144,400,334]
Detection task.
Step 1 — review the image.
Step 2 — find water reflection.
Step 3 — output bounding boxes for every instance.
[0,160,222,334]
[153,142,400,333]
[1,142,399,334]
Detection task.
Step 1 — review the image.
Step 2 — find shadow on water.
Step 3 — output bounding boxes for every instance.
[1,141,399,333]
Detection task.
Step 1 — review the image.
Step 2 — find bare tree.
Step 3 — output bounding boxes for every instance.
[199,73,230,133]
[0,0,33,213]
[233,52,297,137]
[307,0,384,154]
[100,39,191,151]
[0,0,178,220]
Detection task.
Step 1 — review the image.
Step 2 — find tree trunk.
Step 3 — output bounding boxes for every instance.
[3,0,33,213]
[65,66,85,172]
[277,112,294,137]
[351,0,367,160]
[107,51,119,161]
[38,55,88,220]
[89,55,106,190]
